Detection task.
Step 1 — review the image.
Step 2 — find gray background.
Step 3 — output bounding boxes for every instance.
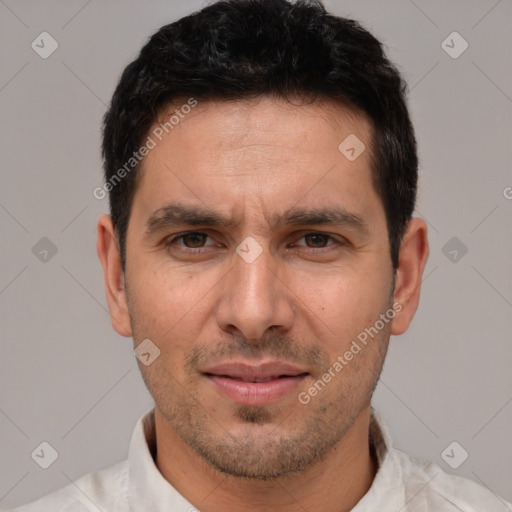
[1,0,511,509]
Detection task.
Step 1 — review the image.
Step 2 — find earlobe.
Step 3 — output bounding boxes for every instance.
[390,217,429,336]
[96,214,133,337]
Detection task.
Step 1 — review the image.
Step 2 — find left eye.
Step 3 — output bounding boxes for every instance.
[293,233,337,248]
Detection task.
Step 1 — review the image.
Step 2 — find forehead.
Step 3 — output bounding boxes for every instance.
[131,97,383,234]
[151,96,372,161]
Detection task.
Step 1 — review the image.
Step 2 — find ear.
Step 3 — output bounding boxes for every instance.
[391,217,429,335]
[96,214,132,337]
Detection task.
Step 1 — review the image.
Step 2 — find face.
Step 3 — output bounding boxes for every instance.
[110,97,401,478]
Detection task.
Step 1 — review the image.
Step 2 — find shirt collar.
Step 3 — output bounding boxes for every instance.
[127,406,406,511]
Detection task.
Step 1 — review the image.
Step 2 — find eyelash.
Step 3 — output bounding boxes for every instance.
[165,231,343,253]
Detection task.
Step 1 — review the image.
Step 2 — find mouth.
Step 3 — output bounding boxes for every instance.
[202,361,309,406]
[208,375,299,383]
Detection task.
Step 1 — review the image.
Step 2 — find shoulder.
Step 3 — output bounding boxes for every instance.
[8,460,128,512]
[393,448,512,511]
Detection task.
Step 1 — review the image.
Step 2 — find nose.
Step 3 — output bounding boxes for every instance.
[215,241,295,341]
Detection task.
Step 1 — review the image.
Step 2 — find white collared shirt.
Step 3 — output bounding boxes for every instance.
[10,407,512,511]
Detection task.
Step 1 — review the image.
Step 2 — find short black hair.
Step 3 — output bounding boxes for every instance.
[102,0,417,271]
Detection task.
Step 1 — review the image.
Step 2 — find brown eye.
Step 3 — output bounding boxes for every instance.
[166,232,215,252]
[180,232,209,248]
[303,233,332,248]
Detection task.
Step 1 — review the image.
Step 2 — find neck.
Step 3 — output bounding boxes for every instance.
[154,406,377,512]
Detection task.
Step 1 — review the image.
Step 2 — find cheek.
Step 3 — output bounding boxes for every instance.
[307,270,387,321]
[127,269,186,341]
[131,261,199,311]
[128,268,215,367]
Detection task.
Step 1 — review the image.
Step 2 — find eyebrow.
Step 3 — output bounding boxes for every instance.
[144,202,370,237]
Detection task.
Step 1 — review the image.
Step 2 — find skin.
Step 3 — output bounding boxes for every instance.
[97,96,429,512]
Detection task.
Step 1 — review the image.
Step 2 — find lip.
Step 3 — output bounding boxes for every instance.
[203,361,308,406]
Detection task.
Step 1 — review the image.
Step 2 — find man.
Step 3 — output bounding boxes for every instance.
[12,0,511,510]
